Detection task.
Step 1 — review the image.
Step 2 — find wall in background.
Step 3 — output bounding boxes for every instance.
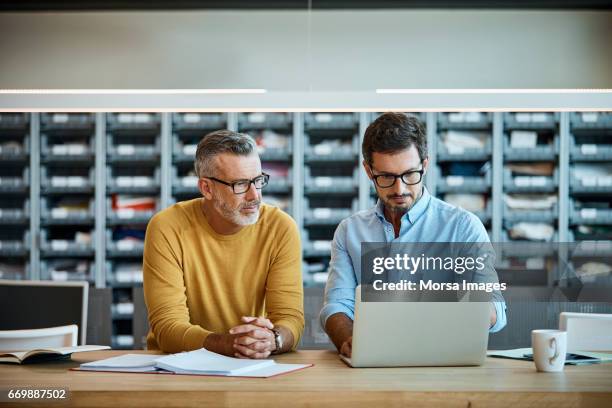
[0,10,611,90]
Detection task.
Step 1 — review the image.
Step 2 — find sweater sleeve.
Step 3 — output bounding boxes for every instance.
[264,214,305,350]
[142,213,211,352]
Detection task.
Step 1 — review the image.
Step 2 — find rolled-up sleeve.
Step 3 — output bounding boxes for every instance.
[461,212,508,333]
[490,302,507,333]
[319,220,358,329]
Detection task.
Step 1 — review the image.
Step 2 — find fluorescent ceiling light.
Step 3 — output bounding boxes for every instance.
[376,89,612,94]
[0,89,267,94]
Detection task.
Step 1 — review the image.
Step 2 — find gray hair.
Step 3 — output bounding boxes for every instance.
[194,130,257,177]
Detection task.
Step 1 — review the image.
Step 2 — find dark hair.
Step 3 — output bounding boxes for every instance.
[194,130,257,177]
[362,112,427,165]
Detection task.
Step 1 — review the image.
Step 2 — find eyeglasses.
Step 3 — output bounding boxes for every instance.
[370,166,424,188]
[204,173,270,194]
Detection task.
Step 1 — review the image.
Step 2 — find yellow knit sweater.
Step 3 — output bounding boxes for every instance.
[143,198,304,352]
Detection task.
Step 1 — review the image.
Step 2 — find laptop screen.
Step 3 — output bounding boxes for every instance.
[0,281,88,345]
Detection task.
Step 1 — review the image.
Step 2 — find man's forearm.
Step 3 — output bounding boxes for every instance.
[203,333,236,356]
[324,312,353,351]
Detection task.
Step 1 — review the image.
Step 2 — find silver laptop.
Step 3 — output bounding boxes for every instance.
[341,285,490,367]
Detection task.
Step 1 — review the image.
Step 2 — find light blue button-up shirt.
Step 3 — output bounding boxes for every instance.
[320,187,507,333]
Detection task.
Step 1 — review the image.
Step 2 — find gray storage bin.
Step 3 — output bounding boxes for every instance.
[41,113,94,131]
[570,112,612,130]
[570,134,612,162]
[171,134,197,164]
[106,229,145,258]
[107,113,160,132]
[304,134,359,163]
[41,134,94,161]
[106,261,144,287]
[41,166,94,194]
[305,112,359,131]
[302,230,332,258]
[106,197,157,226]
[41,259,94,282]
[238,112,292,131]
[107,134,160,163]
[40,229,94,256]
[0,134,29,159]
[501,230,559,253]
[503,168,558,193]
[570,200,612,226]
[0,232,29,257]
[41,197,94,225]
[437,137,492,162]
[107,167,160,194]
[304,167,358,195]
[570,169,612,194]
[0,113,29,130]
[0,200,29,224]
[171,166,199,196]
[504,112,559,130]
[437,170,491,194]
[303,198,358,227]
[438,112,492,130]
[504,202,558,224]
[172,112,226,131]
[504,134,559,161]
[0,168,29,193]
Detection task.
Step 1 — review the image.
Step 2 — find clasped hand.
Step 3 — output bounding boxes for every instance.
[229,316,276,359]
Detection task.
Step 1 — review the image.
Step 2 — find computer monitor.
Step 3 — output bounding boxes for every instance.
[0,280,88,345]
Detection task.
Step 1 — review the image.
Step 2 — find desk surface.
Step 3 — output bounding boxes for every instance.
[1,350,611,407]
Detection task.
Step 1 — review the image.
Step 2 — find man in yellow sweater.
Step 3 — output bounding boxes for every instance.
[143,130,304,359]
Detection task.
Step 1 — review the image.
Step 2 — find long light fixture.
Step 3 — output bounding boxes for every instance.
[377,89,612,94]
[0,89,267,94]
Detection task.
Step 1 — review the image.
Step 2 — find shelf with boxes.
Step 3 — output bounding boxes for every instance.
[502,112,560,244]
[171,113,228,201]
[38,113,96,287]
[239,113,294,215]
[436,112,493,235]
[105,113,161,349]
[0,113,30,281]
[569,112,612,257]
[302,113,360,286]
[2,111,612,349]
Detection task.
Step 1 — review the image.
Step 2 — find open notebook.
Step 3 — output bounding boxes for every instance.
[76,348,312,378]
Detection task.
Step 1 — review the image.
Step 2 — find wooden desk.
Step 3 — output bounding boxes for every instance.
[1,350,611,407]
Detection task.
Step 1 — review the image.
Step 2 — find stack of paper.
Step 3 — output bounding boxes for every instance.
[504,194,557,210]
[443,194,486,212]
[441,130,488,150]
[508,223,555,241]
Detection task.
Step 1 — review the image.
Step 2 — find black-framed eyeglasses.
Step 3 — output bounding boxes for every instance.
[204,173,270,194]
[370,166,424,188]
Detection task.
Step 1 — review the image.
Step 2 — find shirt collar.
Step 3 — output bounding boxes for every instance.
[374,186,432,225]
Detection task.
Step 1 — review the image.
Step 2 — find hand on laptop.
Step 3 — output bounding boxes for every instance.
[229,316,276,359]
[340,336,352,358]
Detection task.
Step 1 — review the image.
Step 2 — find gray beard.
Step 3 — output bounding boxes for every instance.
[211,192,260,227]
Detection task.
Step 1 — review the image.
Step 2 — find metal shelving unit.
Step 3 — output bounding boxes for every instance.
[302,113,360,287]
[38,113,96,284]
[0,113,31,281]
[2,111,611,350]
[104,113,161,349]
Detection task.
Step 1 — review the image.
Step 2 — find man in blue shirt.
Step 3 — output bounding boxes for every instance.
[320,112,507,357]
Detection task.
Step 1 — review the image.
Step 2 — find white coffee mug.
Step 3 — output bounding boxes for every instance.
[531,329,567,372]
